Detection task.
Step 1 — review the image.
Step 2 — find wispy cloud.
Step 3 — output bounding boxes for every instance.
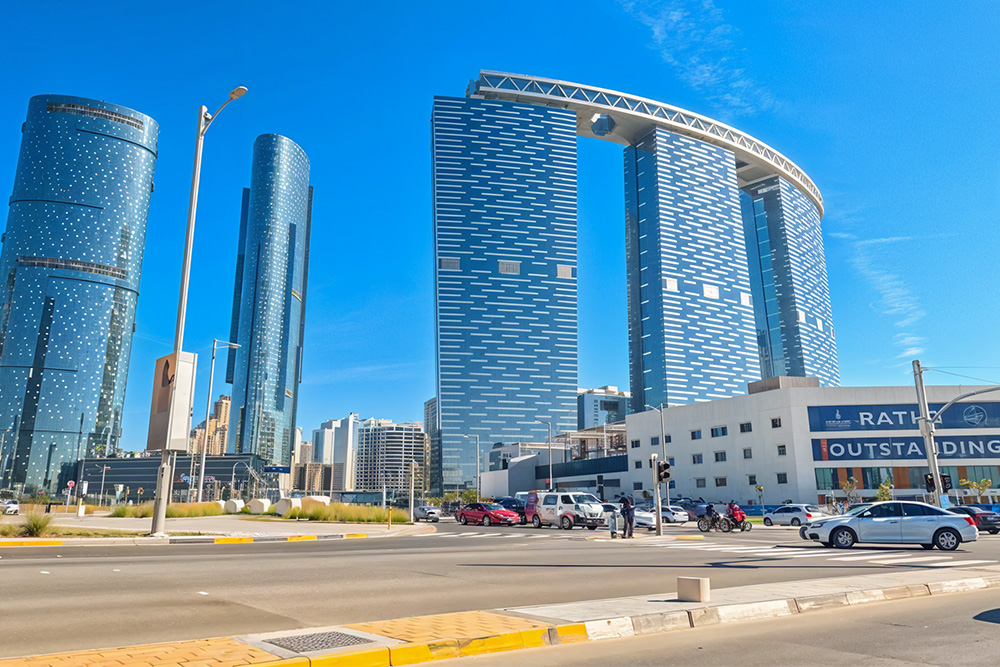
[618,0,776,117]
[302,361,428,386]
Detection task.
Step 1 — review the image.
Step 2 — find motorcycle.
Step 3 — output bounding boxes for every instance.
[697,514,731,532]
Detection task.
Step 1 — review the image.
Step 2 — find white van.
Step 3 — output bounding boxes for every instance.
[525,491,606,530]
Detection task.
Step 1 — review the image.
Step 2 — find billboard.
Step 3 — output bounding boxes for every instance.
[812,436,1000,462]
[808,403,1000,432]
[146,351,197,451]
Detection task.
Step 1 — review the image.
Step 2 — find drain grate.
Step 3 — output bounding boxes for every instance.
[264,630,373,653]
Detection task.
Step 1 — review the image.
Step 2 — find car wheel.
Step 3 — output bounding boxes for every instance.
[921,543,935,550]
[791,518,801,526]
[831,527,856,549]
[519,515,527,525]
[990,529,999,535]
[458,514,467,525]
[532,514,542,529]
[587,525,597,530]
[483,516,492,527]
[561,515,573,530]
[763,518,773,526]
[934,528,960,551]
[433,518,439,523]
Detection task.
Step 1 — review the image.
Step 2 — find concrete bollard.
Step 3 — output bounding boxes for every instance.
[678,576,710,603]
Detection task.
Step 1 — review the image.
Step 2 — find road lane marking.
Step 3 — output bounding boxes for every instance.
[827,552,907,561]
[867,556,953,564]
[927,560,997,567]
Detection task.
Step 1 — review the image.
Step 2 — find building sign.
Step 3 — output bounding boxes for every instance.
[812,436,1000,462]
[808,403,1000,432]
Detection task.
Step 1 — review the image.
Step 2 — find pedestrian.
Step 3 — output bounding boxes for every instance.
[619,493,635,538]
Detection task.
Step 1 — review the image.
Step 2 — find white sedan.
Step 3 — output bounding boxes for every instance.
[661,505,690,524]
[801,501,978,550]
[634,508,656,530]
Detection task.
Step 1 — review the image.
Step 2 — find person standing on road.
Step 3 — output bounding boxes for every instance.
[619,494,635,538]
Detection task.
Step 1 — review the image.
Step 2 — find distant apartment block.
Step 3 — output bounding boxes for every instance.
[578,386,630,429]
[355,419,427,493]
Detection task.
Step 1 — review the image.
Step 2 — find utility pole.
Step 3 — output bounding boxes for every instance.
[913,360,944,507]
[409,461,416,521]
[651,453,662,536]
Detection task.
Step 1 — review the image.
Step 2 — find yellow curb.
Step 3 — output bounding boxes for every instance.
[344,533,368,539]
[554,623,590,644]
[458,631,524,657]
[674,535,705,540]
[388,639,461,665]
[0,540,63,547]
[256,658,310,666]
[287,535,318,541]
[310,645,390,666]
[214,536,254,543]
[519,627,551,649]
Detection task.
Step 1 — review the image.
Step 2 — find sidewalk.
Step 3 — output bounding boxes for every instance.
[4,562,998,666]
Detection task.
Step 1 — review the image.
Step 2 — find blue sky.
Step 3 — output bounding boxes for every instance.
[1,1,998,451]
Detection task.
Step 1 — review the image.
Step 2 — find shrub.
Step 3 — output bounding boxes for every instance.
[295,503,409,523]
[165,502,225,518]
[21,512,53,537]
[109,503,154,518]
[0,524,17,537]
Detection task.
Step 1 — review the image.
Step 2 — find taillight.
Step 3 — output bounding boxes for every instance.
[963,516,976,527]
[806,513,813,519]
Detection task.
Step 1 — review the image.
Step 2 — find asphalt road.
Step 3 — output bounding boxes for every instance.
[2,520,999,658]
[454,586,1000,666]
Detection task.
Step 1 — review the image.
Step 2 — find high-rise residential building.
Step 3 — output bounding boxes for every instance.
[354,419,427,493]
[431,95,579,494]
[431,73,838,491]
[578,386,630,429]
[190,395,231,456]
[0,95,158,493]
[423,397,441,494]
[312,414,360,492]
[227,135,312,467]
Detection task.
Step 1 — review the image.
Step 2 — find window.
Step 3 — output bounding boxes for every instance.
[650,436,659,448]
[740,292,752,307]
[633,482,643,491]
[692,454,703,464]
[797,309,806,323]
[715,477,727,487]
[630,440,640,449]
[777,445,787,456]
[560,495,573,504]
[664,435,672,444]
[739,422,752,433]
[46,101,145,130]
[777,473,788,484]
[743,448,752,459]
[439,257,460,270]
[648,459,653,468]
[710,426,728,437]
[668,458,675,466]
[663,277,678,292]
[967,466,1000,487]
[543,495,557,506]
[817,319,824,331]
[861,467,892,489]
[815,468,835,491]
[714,451,727,463]
[771,417,782,428]
[704,284,719,299]
[498,260,521,275]
[557,264,576,278]
[902,503,932,517]
[634,460,642,470]
[695,478,706,488]
[691,430,702,440]
[867,503,901,518]
[748,474,757,486]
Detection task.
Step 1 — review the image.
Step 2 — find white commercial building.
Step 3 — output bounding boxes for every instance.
[312,413,360,492]
[355,419,428,493]
[626,378,1000,506]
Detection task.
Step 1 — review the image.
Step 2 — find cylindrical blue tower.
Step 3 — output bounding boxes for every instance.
[227,134,311,466]
[0,95,158,493]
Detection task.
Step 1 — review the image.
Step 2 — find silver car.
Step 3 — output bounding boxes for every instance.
[2,500,18,515]
[413,505,441,522]
[800,501,978,551]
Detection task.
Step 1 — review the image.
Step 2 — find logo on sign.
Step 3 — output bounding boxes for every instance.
[963,405,987,427]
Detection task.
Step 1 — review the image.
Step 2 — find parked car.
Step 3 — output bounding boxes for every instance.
[763,504,825,526]
[800,501,978,550]
[661,505,690,524]
[413,506,441,522]
[495,497,528,524]
[634,508,656,530]
[456,502,520,526]
[947,506,1000,534]
[2,499,18,515]
[525,491,605,530]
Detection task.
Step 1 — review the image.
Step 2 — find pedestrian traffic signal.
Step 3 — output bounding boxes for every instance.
[923,473,935,492]
[941,474,953,491]
[657,461,670,481]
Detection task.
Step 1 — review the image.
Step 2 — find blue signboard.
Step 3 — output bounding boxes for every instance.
[808,403,1000,432]
[812,436,1000,462]
[263,465,291,473]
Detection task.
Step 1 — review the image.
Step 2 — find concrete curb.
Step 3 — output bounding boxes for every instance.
[0,533,371,548]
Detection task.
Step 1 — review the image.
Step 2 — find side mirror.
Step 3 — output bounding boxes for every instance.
[860,511,872,518]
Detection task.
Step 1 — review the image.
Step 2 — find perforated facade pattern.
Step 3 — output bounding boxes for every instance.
[625,128,761,409]
[432,96,578,493]
[741,177,838,386]
[0,95,158,492]
[227,134,311,467]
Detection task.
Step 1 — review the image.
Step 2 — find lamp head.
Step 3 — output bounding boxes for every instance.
[229,86,248,100]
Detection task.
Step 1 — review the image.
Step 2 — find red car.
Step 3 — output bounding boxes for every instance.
[456,502,520,526]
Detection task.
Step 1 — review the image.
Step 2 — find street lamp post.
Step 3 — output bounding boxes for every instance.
[645,403,669,527]
[97,465,110,507]
[534,419,552,490]
[150,86,247,537]
[461,434,481,501]
[196,339,239,502]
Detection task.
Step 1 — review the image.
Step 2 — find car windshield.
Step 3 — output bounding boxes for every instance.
[482,503,503,510]
[571,494,600,504]
[843,503,874,516]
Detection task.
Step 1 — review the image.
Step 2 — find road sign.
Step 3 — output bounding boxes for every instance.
[67,480,75,488]
[263,465,291,473]
[81,481,89,495]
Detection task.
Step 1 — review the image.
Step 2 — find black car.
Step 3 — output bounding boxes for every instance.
[947,506,1000,534]
[495,497,527,524]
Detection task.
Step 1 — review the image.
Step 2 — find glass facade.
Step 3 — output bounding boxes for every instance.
[0,95,158,493]
[625,128,761,408]
[740,177,839,385]
[431,96,578,494]
[227,134,312,467]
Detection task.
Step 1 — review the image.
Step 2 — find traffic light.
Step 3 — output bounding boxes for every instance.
[941,474,953,492]
[924,473,935,492]
[755,485,764,493]
[657,461,671,482]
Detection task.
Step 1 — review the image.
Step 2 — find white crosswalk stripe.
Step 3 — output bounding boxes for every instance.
[866,556,952,564]
[827,552,908,561]
[927,559,997,567]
